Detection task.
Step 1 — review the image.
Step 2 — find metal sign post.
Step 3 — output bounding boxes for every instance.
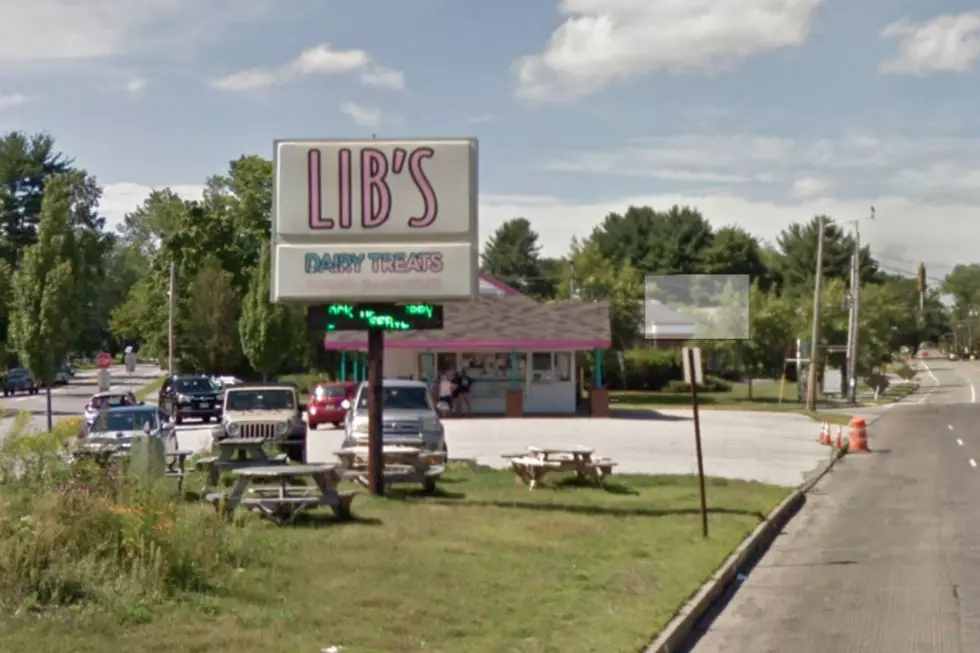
[683,346,709,538]
[367,329,385,496]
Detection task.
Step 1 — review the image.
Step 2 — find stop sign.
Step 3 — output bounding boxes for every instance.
[922,351,929,358]
[96,352,113,369]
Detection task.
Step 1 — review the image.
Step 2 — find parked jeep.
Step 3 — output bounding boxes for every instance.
[210,383,307,462]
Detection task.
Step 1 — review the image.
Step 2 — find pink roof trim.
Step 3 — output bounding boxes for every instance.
[324,338,608,351]
[479,271,520,296]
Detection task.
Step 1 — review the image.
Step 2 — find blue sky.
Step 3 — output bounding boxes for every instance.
[0,0,979,282]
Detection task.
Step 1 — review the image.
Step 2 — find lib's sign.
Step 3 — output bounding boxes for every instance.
[271,138,478,302]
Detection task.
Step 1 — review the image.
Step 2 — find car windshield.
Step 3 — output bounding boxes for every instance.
[174,377,217,392]
[8,369,27,377]
[91,393,134,409]
[92,409,158,433]
[317,386,349,398]
[225,389,296,411]
[357,387,431,411]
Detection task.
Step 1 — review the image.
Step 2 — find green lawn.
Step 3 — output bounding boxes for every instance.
[0,464,790,653]
[611,378,919,425]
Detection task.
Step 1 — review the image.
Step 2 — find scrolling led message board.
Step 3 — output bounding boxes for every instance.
[307,303,444,332]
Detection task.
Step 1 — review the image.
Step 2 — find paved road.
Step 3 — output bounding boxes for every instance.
[308,408,842,486]
[0,364,162,442]
[683,354,980,652]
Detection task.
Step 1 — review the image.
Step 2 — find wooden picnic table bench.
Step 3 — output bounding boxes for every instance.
[198,438,289,488]
[334,445,445,492]
[165,449,192,493]
[205,463,356,524]
[511,446,618,489]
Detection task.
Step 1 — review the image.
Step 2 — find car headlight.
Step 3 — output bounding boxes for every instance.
[353,421,369,434]
[420,418,440,433]
[276,421,289,435]
[177,393,190,403]
[226,422,240,436]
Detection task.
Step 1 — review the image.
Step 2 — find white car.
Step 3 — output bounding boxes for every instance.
[84,389,140,424]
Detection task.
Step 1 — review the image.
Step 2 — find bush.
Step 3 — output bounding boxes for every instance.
[0,414,263,616]
[663,374,733,393]
[620,348,682,390]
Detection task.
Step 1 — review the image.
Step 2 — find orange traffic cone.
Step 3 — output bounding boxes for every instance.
[833,426,843,449]
[849,417,870,452]
[819,421,831,446]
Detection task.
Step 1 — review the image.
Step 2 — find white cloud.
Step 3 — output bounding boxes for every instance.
[515,0,823,100]
[210,43,404,92]
[540,133,980,200]
[340,102,381,127]
[791,177,835,199]
[99,182,206,230]
[124,76,147,94]
[360,66,405,90]
[880,12,980,75]
[0,92,31,109]
[0,0,270,63]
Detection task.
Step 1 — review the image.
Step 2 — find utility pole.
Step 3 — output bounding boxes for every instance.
[917,263,926,314]
[845,252,857,401]
[806,216,825,411]
[168,260,176,375]
[846,221,862,404]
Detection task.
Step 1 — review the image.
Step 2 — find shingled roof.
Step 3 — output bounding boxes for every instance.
[323,294,611,351]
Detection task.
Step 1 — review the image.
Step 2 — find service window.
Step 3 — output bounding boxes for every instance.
[531,352,554,384]
[554,352,572,382]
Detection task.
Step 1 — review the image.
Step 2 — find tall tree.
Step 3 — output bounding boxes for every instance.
[590,205,714,274]
[942,264,980,320]
[698,225,771,285]
[8,175,82,431]
[178,257,242,373]
[773,216,879,294]
[560,238,643,350]
[239,242,294,380]
[481,218,545,296]
[0,131,74,267]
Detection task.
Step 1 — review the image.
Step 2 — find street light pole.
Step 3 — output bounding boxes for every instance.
[844,207,874,404]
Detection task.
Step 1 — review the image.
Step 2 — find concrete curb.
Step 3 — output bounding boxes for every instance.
[644,446,847,653]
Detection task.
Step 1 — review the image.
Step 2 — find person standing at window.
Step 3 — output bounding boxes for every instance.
[452,368,473,414]
[438,373,454,413]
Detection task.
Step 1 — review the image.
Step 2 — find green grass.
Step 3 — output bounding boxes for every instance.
[0,462,790,653]
[134,376,166,402]
[611,378,920,425]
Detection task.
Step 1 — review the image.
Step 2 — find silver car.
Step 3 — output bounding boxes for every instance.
[82,405,176,451]
[342,379,448,457]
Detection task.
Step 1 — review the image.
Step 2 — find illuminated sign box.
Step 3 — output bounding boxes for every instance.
[307,303,444,332]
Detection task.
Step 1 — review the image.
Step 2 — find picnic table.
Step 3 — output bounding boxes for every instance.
[197,438,288,488]
[334,445,445,492]
[165,450,192,494]
[205,464,356,524]
[503,445,618,490]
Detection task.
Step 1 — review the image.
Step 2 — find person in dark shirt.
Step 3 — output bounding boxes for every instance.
[451,368,473,414]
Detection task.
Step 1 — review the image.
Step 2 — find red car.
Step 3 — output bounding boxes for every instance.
[306,381,359,429]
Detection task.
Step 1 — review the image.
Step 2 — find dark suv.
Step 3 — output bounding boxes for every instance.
[158,375,222,424]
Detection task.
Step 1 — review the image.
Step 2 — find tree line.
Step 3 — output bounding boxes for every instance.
[0,130,972,390]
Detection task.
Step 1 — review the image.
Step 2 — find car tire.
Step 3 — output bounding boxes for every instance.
[308,421,318,430]
[332,422,341,428]
[174,411,183,425]
[202,416,210,423]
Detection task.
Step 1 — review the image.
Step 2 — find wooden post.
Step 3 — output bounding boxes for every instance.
[367,330,385,496]
[340,351,347,382]
[688,347,709,538]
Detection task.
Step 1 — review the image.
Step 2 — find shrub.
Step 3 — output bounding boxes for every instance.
[0,413,263,616]
[663,374,733,393]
